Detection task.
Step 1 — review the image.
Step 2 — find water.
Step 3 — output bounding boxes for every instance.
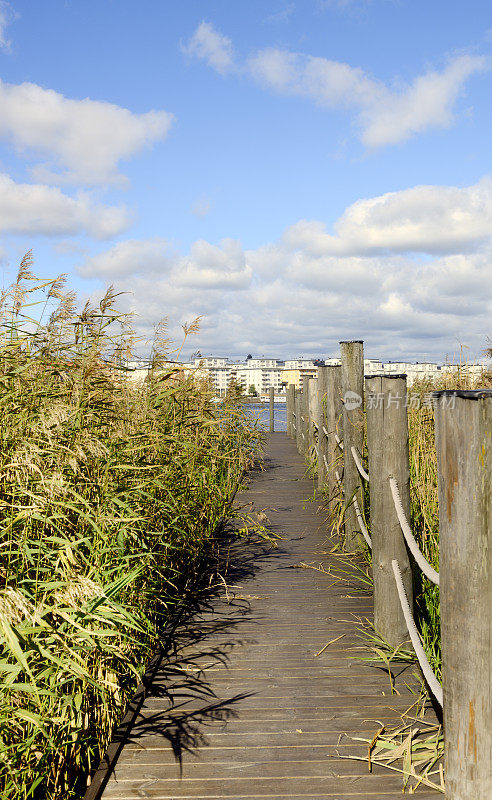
[246,402,288,432]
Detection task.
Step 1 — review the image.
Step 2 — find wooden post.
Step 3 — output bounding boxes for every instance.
[300,377,310,456]
[295,389,302,453]
[366,374,413,648]
[318,366,343,508]
[269,386,274,433]
[340,340,364,549]
[434,389,492,800]
[307,378,318,456]
[286,384,295,438]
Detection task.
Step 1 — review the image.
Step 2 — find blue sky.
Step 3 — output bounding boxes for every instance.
[0,0,491,362]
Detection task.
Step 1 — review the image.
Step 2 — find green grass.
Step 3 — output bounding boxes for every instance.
[0,254,262,799]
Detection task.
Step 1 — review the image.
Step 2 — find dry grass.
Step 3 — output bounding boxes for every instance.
[0,256,261,799]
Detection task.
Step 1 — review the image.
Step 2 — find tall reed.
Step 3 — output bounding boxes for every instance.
[0,255,261,799]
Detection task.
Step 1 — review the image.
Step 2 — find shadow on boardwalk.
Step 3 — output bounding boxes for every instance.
[89,433,440,800]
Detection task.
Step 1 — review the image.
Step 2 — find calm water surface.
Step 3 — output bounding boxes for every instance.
[246,403,287,432]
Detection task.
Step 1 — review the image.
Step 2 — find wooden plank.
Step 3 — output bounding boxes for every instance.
[94,433,438,800]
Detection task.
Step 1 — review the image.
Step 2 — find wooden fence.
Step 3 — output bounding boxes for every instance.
[285,340,492,800]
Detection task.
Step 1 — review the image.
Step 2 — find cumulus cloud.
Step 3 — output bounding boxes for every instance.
[182,21,235,74]
[0,1,16,52]
[0,174,131,238]
[0,80,174,185]
[80,237,252,290]
[283,177,492,256]
[186,22,486,147]
[75,175,492,360]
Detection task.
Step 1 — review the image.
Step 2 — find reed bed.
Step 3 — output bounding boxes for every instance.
[0,254,261,799]
[407,365,491,680]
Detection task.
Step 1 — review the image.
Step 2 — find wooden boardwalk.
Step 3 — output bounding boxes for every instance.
[98,433,439,800]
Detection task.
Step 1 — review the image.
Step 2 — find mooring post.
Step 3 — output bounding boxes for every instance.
[434,389,492,800]
[317,366,343,508]
[286,384,295,438]
[366,374,413,647]
[340,340,364,549]
[308,377,318,457]
[269,386,274,433]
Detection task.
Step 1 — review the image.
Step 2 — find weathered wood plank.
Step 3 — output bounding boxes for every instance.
[95,433,438,800]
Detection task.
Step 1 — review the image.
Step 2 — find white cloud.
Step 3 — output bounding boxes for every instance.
[0,80,174,185]
[182,21,235,75]
[0,2,16,52]
[186,22,486,147]
[249,49,486,146]
[0,174,131,238]
[80,237,252,290]
[177,239,251,289]
[80,239,172,278]
[283,177,492,256]
[361,55,486,147]
[76,174,492,361]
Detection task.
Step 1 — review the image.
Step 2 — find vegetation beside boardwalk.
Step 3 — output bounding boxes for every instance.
[0,254,261,799]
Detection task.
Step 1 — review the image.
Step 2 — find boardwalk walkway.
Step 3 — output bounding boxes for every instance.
[98,433,439,800]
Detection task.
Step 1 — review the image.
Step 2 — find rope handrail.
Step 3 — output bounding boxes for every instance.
[392,559,443,706]
[389,478,440,586]
[351,446,369,482]
[335,433,344,450]
[353,495,372,548]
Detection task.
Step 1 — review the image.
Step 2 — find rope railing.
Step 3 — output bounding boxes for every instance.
[334,432,344,450]
[392,559,443,706]
[353,495,372,548]
[389,478,440,586]
[350,446,369,482]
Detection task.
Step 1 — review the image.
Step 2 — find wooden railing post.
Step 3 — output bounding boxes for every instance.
[269,386,274,433]
[308,377,318,456]
[340,340,364,549]
[300,378,310,456]
[317,366,343,508]
[434,389,492,800]
[286,384,295,438]
[295,388,302,453]
[366,374,413,648]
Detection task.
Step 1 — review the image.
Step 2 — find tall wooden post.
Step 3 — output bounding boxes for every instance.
[340,340,364,549]
[434,389,492,800]
[300,377,310,456]
[366,374,413,647]
[269,386,274,433]
[286,384,295,438]
[317,366,343,509]
[295,389,302,453]
[308,378,318,456]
